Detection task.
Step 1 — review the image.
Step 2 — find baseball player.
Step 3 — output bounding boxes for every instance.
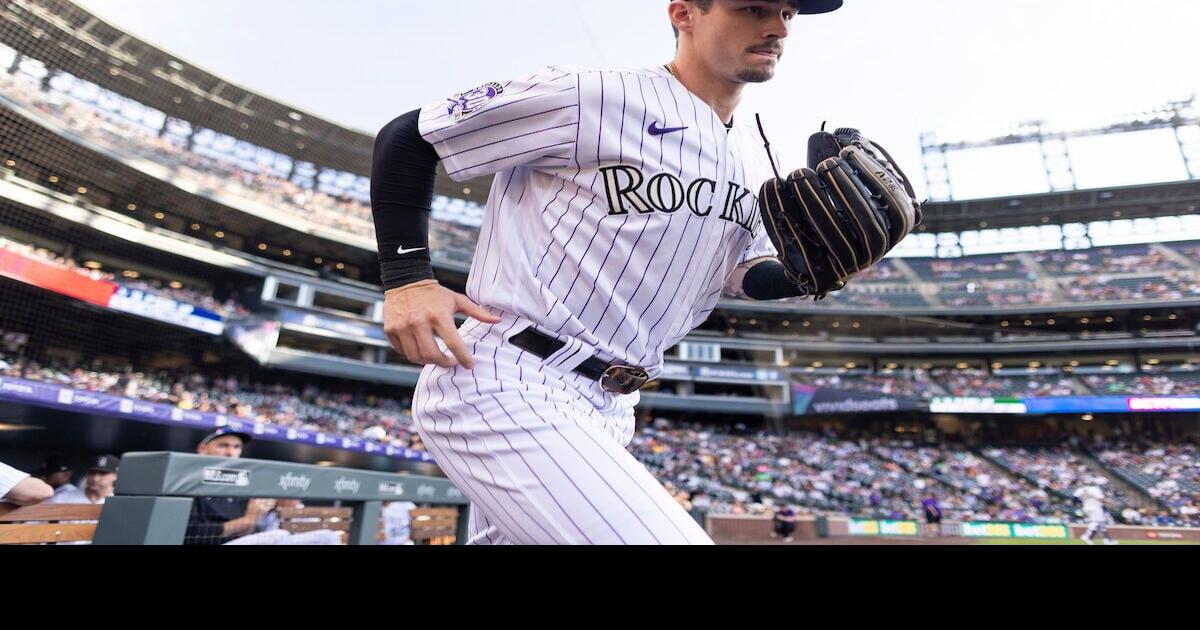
[370,0,915,544]
[1075,477,1118,546]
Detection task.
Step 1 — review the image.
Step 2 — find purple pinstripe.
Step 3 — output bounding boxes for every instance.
[538,71,609,305]
[447,140,573,177]
[600,75,684,352]
[520,393,661,543]
[440,122,580,162]
[558,72,631,328]
[588,73,657,341]
[490,178,528,286]
[417,322,553,544]
[422,367,552,542]
[633,80,723,364]
[470,171,518,297]
[459,320,599,543]
[537,374,696,543]
[530,76,588,280]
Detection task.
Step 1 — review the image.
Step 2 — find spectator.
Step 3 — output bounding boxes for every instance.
[0,461,54,506]
[772,505,798,542]
[922,491,942,536]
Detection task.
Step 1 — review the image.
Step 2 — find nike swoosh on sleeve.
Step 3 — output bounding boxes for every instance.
[397,246,428,255]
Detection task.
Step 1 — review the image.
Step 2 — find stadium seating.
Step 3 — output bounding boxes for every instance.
[1083,373,1200,396]
[1033,245,1184,275]
[907,254,1033,281]
[6,69,1200,313]
[0,355,422,449]
[631,423,1129,524]
[0,237,248,318]
[931,369,1079,398]
[1093,442,1200,527]
[792,373,938,399]
[632,422,1200,526]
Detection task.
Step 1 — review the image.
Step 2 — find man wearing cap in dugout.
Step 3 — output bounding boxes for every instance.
[184,427,279,545]
[35,454,82,501]
[45,454,120,505]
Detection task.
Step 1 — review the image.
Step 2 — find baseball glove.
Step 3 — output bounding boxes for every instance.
[757,126,923,300]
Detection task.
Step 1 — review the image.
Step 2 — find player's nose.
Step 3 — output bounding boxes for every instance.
[764,12,790,39]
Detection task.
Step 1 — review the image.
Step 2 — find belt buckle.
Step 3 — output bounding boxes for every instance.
[600,365,649,395]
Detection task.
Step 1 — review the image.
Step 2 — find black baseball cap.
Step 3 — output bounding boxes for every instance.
[87,454,120,474]
[679,0,844,13]
[37,455,72,476]
[199,427,252,446]
[791,0,843,14]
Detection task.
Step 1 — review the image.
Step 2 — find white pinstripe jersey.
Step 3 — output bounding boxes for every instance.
[419,65,778,376]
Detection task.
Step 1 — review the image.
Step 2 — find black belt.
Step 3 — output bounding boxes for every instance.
[508,328,650,395]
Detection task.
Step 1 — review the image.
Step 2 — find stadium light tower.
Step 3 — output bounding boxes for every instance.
[922,95,1200,201]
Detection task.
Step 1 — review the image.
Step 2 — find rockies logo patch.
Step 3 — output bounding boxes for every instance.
[445,81,504,122]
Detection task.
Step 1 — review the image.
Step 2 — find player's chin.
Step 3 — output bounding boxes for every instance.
[735,65,776,83]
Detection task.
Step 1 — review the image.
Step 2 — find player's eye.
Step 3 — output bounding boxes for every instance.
[743,6,764,18]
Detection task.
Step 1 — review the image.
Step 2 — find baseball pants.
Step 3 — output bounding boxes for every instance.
[411,314,713,545]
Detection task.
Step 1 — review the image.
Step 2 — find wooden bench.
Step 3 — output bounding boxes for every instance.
[411,507,459,545]
[0,503,104,545]
[276,506,352,544]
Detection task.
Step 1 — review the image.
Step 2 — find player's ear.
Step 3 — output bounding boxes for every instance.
[667,0,695,36]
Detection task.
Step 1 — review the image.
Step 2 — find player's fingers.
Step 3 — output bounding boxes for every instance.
[434,318,476,370]
[386,327,416,360]
[413,322,457,369]
[384,330,407,356]
[455,295,502,323]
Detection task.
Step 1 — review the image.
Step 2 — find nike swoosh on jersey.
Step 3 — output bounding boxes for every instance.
[648,122,689,136]
[396,246,427,255]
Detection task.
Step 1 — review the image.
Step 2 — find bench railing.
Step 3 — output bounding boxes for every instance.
[0,503,104,544]
[89,452,470,545]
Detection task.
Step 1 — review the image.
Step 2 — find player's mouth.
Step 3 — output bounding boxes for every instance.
[748,47,781,62]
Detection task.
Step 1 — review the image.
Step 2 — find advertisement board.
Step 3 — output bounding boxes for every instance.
[848,519,920,536]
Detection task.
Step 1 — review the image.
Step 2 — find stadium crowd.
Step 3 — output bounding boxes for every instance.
[793,373,936,400]
[872,443,1070,522]
[938,281,1055,307]
[2,70,483,265]
[633,421,1198,527]
[0,237,248,318]
[981,446,1134,513]
[8,67,1200,312]
[1095,442,1200,527]
[2,344,1197,527]
[1033,246,1184,275]
[932,369,1079,398]
[0,354,422,449]
[913,255,1032,281]
[1084,373,1200,396]
[1060,273,1200,303]
[634,422,1083,524]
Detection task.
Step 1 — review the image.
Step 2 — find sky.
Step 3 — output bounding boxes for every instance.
[72,0,1200,201]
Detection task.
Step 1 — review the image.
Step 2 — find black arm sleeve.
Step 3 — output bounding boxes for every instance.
[370,109,441,292]
[742,260,808,300]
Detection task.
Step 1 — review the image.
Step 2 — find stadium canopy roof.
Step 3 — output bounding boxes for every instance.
[920,179,1200,234]
[0,0,492,204]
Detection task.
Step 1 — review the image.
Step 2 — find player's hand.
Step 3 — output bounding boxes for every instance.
[383,280,501,369]
[249,498,278,513]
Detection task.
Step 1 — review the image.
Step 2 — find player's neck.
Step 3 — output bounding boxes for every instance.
[667,56,743,125]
